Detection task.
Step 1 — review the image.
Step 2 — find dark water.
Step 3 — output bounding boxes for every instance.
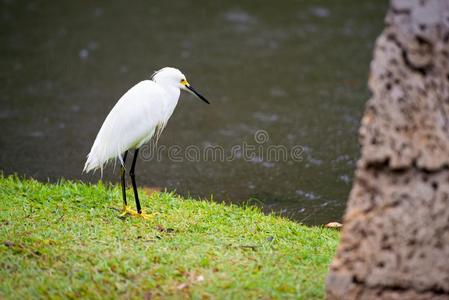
[0,1,387,225]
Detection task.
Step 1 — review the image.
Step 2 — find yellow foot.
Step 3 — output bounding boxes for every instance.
[119,205,152,220]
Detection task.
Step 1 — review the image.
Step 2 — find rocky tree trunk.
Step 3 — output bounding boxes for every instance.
[326,1,449,299]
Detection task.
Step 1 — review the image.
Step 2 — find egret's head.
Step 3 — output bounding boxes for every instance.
[151,67,210,104]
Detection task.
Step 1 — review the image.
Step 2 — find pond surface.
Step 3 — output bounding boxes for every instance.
[0,0,387,225]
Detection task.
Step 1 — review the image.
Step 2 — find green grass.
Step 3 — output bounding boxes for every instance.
[0,175,339,299]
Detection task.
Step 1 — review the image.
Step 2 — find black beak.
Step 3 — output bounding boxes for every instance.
[186,85,210,104]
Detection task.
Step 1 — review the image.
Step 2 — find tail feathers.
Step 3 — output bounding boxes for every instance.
[83,145,113,177]
[83,151,104,178]
[83,145,126,177]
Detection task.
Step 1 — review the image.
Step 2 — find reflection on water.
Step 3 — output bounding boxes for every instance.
[0,0,387,225]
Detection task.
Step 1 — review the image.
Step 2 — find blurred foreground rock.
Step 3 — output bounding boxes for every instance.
[326,1,449,299]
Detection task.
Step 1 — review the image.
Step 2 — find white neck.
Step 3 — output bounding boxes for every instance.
[159,84,181,123]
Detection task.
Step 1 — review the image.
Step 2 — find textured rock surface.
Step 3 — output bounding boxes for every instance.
[326,1,449,299]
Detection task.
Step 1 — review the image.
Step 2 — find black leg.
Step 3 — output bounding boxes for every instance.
[120,150,128,206]
[129,148,142,214]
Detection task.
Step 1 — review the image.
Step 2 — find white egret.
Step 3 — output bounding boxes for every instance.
[83,67,209,218]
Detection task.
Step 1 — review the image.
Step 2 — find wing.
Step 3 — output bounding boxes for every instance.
[84,80,166,174]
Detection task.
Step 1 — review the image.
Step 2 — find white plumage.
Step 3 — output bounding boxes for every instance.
[83,67,209,175]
